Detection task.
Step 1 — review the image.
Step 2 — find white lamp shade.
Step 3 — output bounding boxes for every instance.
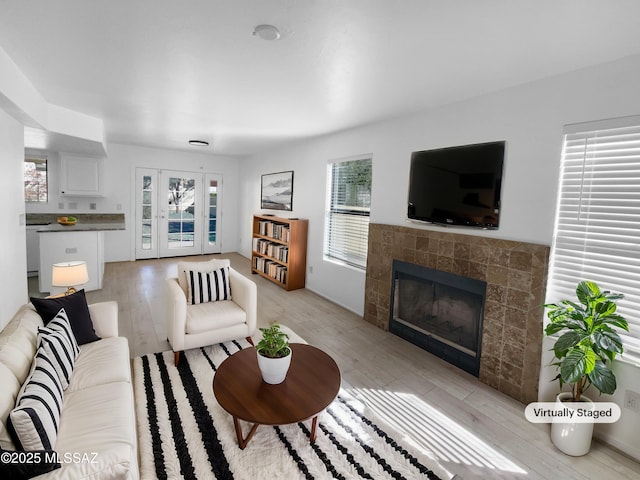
[51,261,89,287]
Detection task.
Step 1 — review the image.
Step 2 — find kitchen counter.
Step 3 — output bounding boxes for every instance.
[28,213,125,294]
[35,222,125,232]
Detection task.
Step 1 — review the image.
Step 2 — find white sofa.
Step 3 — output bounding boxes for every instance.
[165,258,257,366]
[0,302,138,479]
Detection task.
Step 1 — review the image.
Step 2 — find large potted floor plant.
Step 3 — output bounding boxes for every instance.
[255,323,292,384]
[544,280,628,456]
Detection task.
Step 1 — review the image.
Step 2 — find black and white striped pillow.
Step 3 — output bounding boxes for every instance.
[37,308,80,390]
[185,267,232,305]
[8,347,64,450]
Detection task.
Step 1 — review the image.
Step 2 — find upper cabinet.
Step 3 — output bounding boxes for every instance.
[59,153,104,196]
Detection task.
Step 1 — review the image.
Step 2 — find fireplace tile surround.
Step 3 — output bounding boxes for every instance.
[364,223,550,404]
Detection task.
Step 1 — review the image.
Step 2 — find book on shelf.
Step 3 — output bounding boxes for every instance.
[252,256,287,283]
[258,220,290,242]
[252,238,289,262]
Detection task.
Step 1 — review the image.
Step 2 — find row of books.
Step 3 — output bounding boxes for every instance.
[258,220,291,242]
[253,257,287,283]
[252,238,289,262]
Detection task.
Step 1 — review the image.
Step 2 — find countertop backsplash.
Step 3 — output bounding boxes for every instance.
[26,213,125,226]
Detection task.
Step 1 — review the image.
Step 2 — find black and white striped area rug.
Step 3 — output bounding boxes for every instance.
[132,339,450,480]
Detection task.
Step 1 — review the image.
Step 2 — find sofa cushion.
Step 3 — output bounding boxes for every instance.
[185,300,246,334]
[38,309,80,390]
[8,347,64,450]
[0,364,21,450]
[185,266,232,305]
[0,306,43,384]
[67,337,131,392]
[31,290,100,345]
[55,382,136,455]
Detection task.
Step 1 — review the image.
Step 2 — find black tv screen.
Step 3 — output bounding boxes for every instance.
[407,141,505,229]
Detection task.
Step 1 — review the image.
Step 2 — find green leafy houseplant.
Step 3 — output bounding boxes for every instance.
[544,280,628,402]
[255,323,290,359]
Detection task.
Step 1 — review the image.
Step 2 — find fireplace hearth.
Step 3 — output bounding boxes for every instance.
[390,260,486,376]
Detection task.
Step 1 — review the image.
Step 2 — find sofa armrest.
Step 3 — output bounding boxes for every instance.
[229,268,257,336]
[88,301,119,338]
[165,277,188,352]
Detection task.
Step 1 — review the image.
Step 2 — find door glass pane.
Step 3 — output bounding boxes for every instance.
[208,180,218,243]
[167,177,196,248]
[141,175,153,250]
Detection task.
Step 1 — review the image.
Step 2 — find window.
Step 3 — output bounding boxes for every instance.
[325,156,372,269]
[546,117,640,362]
[24,156,48,202]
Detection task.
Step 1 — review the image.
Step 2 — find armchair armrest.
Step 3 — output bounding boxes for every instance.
[88,301,119,338]
[229,268,257,336]
[165,277,188,352]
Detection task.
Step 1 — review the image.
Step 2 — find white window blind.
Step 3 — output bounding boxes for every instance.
[325,157,372,269]
[546,121,640,362]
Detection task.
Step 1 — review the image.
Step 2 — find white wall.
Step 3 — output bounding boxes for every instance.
[239,54,640,460]
[0,108,28,329]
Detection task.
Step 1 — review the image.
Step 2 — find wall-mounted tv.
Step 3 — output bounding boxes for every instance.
[407,141,505,229]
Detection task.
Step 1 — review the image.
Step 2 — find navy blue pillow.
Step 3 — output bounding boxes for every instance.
[30,290,100,345]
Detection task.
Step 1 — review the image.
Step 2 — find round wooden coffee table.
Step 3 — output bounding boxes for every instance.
[213,343,341,449]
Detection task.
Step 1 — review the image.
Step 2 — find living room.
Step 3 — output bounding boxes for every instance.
[2,2,640,479]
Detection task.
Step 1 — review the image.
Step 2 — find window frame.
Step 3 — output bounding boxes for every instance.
[24,154,49,203]
[324,155,372,270]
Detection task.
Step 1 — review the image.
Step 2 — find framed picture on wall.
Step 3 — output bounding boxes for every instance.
[261,170,294,211]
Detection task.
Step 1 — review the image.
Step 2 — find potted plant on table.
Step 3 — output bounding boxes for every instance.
[544,280,628,456]
[256,323,292,385]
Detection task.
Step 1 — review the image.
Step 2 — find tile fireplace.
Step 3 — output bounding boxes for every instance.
[364,223,549,404]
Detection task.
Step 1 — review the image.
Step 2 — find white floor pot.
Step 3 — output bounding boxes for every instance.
[257,349,292,384]
[550,392,594,456]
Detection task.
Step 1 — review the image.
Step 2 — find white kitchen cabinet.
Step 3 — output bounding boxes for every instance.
[38,231,104,294]
[60,153,104,196]
[26,226,40,276]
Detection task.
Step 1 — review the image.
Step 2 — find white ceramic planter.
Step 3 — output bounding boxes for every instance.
[257,349,292,384]
[550,392,594,456]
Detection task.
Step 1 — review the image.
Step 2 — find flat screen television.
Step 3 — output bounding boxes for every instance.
[407,141,505,229]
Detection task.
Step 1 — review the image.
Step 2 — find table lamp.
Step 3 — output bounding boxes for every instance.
[51,261,89,295]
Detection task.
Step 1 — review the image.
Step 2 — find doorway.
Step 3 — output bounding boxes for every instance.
[135,168,221,259]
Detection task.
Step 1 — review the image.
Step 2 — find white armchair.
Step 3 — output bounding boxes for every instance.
[165,259,257,365]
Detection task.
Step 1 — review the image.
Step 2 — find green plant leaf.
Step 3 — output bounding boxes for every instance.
[545,322,568,335]
[595,301,617,317]
[601,314,629,331]
[588,361,617,395]
[593,329,624,354]
[561,348,596,384]
[576,281,600,305]
[553,331,584,358]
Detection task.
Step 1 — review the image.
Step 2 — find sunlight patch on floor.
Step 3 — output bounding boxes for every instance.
[349,387,528,476]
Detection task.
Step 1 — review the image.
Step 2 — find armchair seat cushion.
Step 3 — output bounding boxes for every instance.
[185,300,247,335]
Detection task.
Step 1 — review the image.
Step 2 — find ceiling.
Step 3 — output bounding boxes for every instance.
[2,0,640,157]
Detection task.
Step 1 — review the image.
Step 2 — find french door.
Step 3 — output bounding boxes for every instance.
[135,168,221,259]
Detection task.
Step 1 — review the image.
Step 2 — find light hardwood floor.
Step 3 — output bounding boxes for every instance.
[35,253,640,479]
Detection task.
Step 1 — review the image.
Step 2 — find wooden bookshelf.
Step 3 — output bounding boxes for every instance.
[251,214,308,291]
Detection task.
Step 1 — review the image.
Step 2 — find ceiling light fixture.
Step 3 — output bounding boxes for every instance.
[253,24,281,41]
[188,140,209,147]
